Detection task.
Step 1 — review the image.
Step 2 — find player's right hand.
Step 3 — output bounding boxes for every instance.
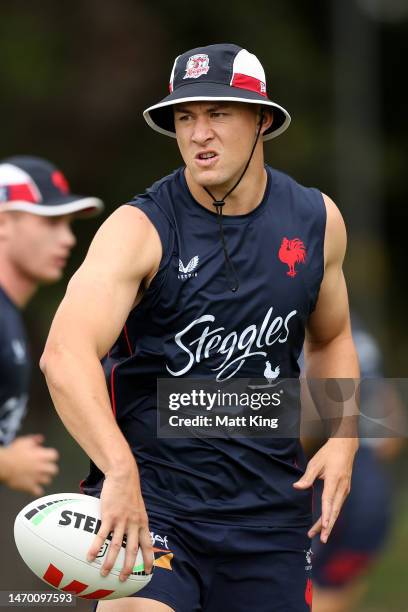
[86,466,154,582]
[0,434,59,495]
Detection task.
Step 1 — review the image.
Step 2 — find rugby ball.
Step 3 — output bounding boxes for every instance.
[14,493,153,601]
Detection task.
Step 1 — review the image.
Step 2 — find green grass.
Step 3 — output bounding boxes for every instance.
[359,489,408,612]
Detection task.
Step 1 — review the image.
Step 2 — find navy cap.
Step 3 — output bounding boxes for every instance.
[0,156,103,216]
[144,43,291,141]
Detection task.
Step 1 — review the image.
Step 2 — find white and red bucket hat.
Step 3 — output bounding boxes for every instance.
[144,43,291,141]
[0,156,103,216]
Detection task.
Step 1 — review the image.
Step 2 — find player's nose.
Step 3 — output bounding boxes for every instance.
[60,223,76,250]
[191,115,214,144]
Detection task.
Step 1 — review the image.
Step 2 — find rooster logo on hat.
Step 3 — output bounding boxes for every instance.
[184,54,210,79]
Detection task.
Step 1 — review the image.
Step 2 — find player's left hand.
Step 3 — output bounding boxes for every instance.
[293,437,358,543]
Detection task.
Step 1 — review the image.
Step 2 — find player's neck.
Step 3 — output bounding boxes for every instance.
[0,260,37,308]
[186,158,268,216]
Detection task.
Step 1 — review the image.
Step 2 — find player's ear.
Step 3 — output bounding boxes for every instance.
[260,108,273,135]
[0,212,12,241]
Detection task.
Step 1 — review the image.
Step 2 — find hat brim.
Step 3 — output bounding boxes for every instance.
[1,195,104,217]
[144,82,291,141]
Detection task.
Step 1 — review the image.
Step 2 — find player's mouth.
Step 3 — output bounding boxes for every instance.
[52,255,69,269]
[194,151,219,168]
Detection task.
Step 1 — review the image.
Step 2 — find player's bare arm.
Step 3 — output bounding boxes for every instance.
[40,205,161,581]
[294,194,360,543]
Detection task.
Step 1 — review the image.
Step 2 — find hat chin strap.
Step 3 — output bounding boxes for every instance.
[202,114,264,293]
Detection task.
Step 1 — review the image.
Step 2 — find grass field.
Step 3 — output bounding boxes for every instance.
[360,488,408,612]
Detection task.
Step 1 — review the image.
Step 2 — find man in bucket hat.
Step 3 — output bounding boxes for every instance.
[0,155,103,495]
[41,44,359,611]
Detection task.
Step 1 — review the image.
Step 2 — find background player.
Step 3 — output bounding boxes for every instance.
[41,44,359,611]
[0,155,103,495]
[309,315,405,612]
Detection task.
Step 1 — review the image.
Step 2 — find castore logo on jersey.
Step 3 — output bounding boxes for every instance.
[178,256,200,280]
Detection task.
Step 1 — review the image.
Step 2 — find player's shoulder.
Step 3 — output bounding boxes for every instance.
[126,167,183,234]
[267,164,313,191]
[311,192,347,268]
[0,286,18,326]
[130,167,183,207]
[267,165,325,212]
[321,193,344,225]
[0,286,25,353]
[70,204,162,290]
[80,204,160,275]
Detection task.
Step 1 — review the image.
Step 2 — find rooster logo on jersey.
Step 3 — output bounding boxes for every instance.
[278,237,307,277]
[264,361,280,384]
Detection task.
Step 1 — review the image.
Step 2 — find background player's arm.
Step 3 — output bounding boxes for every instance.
[294,194,360,543]
[0,434,59,495]
[0,331,59,496]
[40,204,161,581]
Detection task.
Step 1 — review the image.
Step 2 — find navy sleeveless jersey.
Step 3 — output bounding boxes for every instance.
[83,165,326,526]
[0,286,30,445]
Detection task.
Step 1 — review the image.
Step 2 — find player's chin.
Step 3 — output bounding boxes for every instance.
[38,267,64,284]
[190,167,226,188]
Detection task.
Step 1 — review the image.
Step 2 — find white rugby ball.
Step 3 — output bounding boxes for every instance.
[14,492,153,601]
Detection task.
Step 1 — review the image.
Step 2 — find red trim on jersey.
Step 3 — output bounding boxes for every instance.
[123,324,132,355]
[231,73,267,97]
[79,479,85,494]
[305,578,313,609]
[110,363,118,417]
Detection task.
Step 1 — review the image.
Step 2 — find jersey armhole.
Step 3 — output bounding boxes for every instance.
[127,198,175,300]
[308,189,327,315]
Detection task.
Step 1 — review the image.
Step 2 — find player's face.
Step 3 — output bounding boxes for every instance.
[174,101,262,191]
[6,212,77,283]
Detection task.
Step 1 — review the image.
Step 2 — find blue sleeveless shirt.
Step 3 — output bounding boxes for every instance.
[0,286,30,446]
[83,165,326,527]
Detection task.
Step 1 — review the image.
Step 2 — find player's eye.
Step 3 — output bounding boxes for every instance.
[45,217,61,226]
[177,114,192,122]
[211,112,227,118]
